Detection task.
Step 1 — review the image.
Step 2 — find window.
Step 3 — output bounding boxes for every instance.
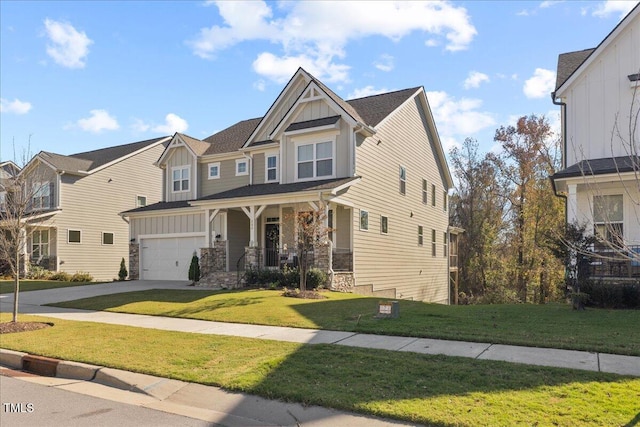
[443,232,448,257]
[102,232,114,245]
[418,226,423,246]
[136,195,147,207]
[431,229,436,257]
[208,162,220,180]
[359,209,369,231]
[431,184,436,207]
[594,195,624,249]
[68,229,81,244]
[236,159,248,176]
[422,179,427,204]
[399,166,406,195]
[32,230,49,259]
[266,154,278,182]
[381,215,388,234]
[296,141,333,180]
[32,182,50,209]
[172,166,190,193]
[443,191,448,211]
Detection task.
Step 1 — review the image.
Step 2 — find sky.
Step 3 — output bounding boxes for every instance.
[1,0,638,165]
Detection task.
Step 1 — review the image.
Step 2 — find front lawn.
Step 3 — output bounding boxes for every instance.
[0,280,101,294]
[49,289,640,355]
[1,313,637,426]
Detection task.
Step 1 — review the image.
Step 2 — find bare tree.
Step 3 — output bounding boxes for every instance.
[292,205,330,293]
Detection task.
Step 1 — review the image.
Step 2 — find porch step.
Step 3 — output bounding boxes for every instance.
[353,284,397,299]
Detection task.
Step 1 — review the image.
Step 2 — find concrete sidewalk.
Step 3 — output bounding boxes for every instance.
[1,281,639,376]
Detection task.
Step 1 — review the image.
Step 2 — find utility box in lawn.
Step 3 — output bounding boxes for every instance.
[377,301,399,318]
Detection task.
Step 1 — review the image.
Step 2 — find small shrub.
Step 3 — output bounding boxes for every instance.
[306,268,328,289]
[27,265,52,280]
[70,272,93,282]
[49,271,72,281]
[118,258,128,281]
[188,254,200,283]
[580,279,640,309]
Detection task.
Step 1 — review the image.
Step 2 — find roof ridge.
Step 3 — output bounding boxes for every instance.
[69,136,168,159]
[346,86,420,102]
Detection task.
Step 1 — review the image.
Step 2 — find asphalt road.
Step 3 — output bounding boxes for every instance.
[1,375,210,427]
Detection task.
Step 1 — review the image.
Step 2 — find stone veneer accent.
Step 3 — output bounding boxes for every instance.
[314,241,332,287]
[200,241,227,279]
[129,243,139,280]
[331,272,355,292]
[197,271,245,289]
[244,246,262,270]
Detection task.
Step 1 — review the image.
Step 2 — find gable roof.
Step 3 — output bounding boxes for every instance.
[204,118,262,155]
[555,48,596,91]
[176,133,210,156]
[555,4,639,95]
[347,87,421,127]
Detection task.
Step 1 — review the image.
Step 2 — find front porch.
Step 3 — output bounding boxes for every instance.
[589,246,640,279]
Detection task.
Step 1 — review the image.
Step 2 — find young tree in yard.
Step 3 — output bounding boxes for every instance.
[294,206,329,293]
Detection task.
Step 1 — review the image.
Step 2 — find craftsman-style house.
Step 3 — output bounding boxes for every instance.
[123,68,454,302]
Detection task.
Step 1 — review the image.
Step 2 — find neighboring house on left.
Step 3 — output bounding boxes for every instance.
[4,137,169,280]
[0,161,21,211]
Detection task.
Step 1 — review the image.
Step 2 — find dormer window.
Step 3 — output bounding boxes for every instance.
[172,166,190,193]
[296,140,334,181]
[236,159,248,176]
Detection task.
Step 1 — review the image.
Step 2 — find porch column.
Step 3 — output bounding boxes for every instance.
[567,184,577,225]
[205,208,220,247]
[241,205,266,247]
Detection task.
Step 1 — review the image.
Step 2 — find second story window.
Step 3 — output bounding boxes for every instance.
[399,166,406,195]
[443,191,448,211]
[431,184,436,207]
[208,162,220,180]
[32,182,50,209]
[266,154,278,182]
[422,179,427,204]
[172,166,190,193]
[136,195,147,207]
[236,159,248,176]
[296,141,333,180]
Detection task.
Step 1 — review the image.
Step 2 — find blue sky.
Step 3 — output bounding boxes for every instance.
[1,0,637,163]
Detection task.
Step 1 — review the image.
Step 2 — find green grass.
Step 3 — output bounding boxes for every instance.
[2,313,638,426]
[0,280,101,294]
[49,289,640,355]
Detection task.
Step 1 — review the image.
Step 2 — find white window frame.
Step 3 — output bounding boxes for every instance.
[265,153,279,182]
[443,191,448,211]
[418,226,423,246]
[171,166,190,193]
[431,184,436,207]
[443,232,448,257]
[208,162,221,180]
[32,181,50,210]
[380,215,388,235]
[422,179,427,204]
[32,229,49,259]
[294,139,336,182]
[136,195,147,208]
[68,229,82,244]
[593,194,624,249]
[359,209,369,231]
[102,232,114,246]
[235,159,248,176]
[431,229,436,256]
[399,166,407,195]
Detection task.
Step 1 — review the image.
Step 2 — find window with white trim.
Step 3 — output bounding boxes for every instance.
[594,195,624,250]
[399,166,406,195]
[431,229,436,256]
[136,195,147,207]
[236,159,248,176]
[422,179,427,204]
[102,232,114,245]
[68,229,81,244]
[443,191,448,211]
[359,209,369,231]
[265,154,278,182]
[32,182,50,209]
[172,166,190,193]
[418,226,423,246]
[296,141,333,180]
[32,229,49,259]
[381,215,388,234]
[208,162,220,180]
[431,184,436,207]
[443,232,448,257]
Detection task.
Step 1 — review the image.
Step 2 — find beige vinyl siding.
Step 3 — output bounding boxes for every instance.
[334,205,351,250]
[199,158,250,197]
[165,147,195,202]
[281,207,295,249]
[253,153,265,185]
[252,77,307,142]
[227,210,249,270]
[347,95,449,303]
[53,144,165,281]
[130,212,205,239]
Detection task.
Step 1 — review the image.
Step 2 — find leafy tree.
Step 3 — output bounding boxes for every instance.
[293,206,329,293]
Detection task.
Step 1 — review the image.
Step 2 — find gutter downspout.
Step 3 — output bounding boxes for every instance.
[551,91,569,225]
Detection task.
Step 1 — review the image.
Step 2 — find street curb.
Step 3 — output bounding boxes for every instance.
[0,348,26,369]
[56,360,100,381]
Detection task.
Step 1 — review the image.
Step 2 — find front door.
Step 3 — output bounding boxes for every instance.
[265,223,280,267]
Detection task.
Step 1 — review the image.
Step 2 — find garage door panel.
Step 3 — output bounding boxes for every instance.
[141,236,204,281]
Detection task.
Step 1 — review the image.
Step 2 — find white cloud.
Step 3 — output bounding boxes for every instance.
[75,110,119,133]
[374,54,394,72]
[152,113,189,134]
[253,79,266,91]
[0,98,32,114]
[463,71,490,89]
[130,118,150,133]
[540,1,564,8]
[426,91,496,152]
[348,86,391,99]
[44,18,93,69]
[523,68,556,99]
[592,0,637,18]
[189,1,477,82]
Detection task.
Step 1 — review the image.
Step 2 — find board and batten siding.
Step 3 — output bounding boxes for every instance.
[130,212,205,239]
[227,210,250,270]
[199,158,250,197]
[165,146,196,202]
[561,12,639,166]
[252,77,307,142]
[346,95,450,303]
[53,144,165,281]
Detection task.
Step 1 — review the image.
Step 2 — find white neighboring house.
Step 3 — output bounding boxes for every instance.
[10,137,169,281]
[551,4,640,277]
[123,68,456,303]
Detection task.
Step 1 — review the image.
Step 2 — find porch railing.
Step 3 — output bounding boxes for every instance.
[589,246,640,278]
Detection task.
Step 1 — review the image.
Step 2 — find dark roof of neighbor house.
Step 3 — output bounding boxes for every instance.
[121,200,193,214]
[555,48,595,91]
[197,177,359,201]
[41,136,169,174]
[552,155,640,179]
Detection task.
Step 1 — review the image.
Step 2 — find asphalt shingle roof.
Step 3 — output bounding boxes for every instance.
[122,200,192,214]
[203,118,262,155]
[284,115,341,132]
[555,48,595,91]
[347,87,420,127]
[552,156,640,179]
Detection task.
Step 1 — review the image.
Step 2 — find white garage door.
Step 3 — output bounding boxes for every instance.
[140,236,204,281]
